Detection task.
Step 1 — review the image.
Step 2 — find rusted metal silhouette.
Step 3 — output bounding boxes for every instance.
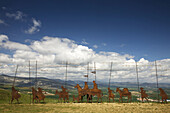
[159,88,168,103]
[31,87,38,103]
[55,89,69,103]
[140,87,148,102]
[36,87,45,103]
[108,88,115,102]
[86,81,103,103]
[73,95,79,102]
[11,86,21,104]
[75,81,102,103]
[74,82,92,102]
[116,87,132,103]
[83,82,92,101]
[74,83,88,102]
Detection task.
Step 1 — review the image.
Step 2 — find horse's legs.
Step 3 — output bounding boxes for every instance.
[16,98,19,104]
[127,96,129,103]
[67,96,69,103]
[145,97,148,102]
[11,98,14,104]
[142,97,144,102]
[97,96,99,103]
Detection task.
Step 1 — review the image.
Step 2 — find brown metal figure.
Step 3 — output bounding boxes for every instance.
[140,87,148,102]
[108,88,115,102]
[116,87,132,103]
[37,87,45,103]
[11,86,21,104]
[159,88,168,103]
[32,87,38,103]
[55,89,69,103]
[73,95,79,102]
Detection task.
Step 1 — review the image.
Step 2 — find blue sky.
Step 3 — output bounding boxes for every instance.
[0,0,170,82]
[0,0,170,61]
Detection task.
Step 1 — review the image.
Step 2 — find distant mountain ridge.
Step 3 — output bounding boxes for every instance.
[0,74,170,89]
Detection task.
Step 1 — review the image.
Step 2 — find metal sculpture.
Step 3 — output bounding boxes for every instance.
[55,89,69,103]
[37,87,45,103]
[159,88,168,103]
[108,88,115,102]
[116,87,132,103]
[140,87,148,102]
[11,86,21,104]
[31,87,38,103]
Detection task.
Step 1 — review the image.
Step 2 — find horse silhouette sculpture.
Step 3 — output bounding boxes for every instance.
[11,86,21,104]
[74,82,92,102]
[159,88,168,103]
[73,95,79,102]
[55,86,69,103]
[116,87,132,103]
[108,88,115,102]
[86,81,103,103]
[140,87,148,102]
[31,87,39,103]
[37,87,45,103]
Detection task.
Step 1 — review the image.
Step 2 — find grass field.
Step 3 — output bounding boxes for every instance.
[0,103,170,113]
[0,86,169,113]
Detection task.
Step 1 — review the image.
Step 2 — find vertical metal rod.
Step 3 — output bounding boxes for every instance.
[135,62,140,92]
[35,61,37,89]
[94,62,96,82]
[108,62,113,88]
[13,65,19,86]
[87,62,89,84]
[29,61,31,104]
[65,61,68,88]
[155,60,159,102]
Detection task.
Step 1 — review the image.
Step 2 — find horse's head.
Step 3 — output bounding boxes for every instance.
[108,87,110,90]
[93,81,95,83]
[116,87,120,92]
[38,87,42,92]
[74,84,78,88]
[159,88,162,91]
[140,87,144,90]
[84,82,87,85]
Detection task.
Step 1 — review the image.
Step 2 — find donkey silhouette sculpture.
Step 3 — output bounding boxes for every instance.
[55,89,69,103]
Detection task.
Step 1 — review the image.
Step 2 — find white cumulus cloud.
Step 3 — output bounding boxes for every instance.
[0,34,170,83]
[25,18,41,34]
[6,11,26,20]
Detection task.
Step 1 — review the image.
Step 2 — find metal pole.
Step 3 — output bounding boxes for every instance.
[94,62,96,82]
[155,60,159,102]
[29,61,31,104]
[65,61,68,88]
[13,65,19,86]
[35,61,37,89]
[87,62,89,84]
[108,62,113,88]
[135,62,140,92]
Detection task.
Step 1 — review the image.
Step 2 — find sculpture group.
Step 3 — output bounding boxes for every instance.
[11,81,168,104]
